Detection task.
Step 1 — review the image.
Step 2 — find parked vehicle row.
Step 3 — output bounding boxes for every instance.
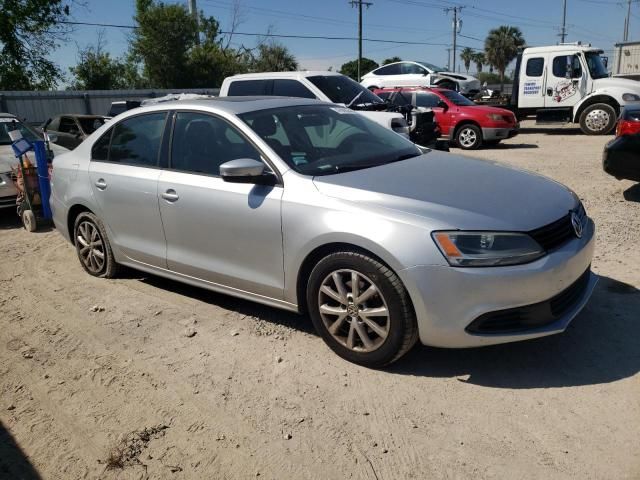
[49,96,597,367]
[42,114,110,150]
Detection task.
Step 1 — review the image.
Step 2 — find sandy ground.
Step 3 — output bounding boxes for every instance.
[1,120,639,479]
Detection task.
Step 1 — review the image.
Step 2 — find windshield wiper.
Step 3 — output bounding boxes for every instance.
[346,91,364,108]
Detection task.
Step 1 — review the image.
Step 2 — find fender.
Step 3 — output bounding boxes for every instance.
[572,88,628,122]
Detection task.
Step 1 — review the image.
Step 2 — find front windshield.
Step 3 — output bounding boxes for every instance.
[584,52,609,80]
[239,105,421,176]
[440,90,476,106]
[0,118,40,146]
[307,75,384,107]
[417,61,445,72]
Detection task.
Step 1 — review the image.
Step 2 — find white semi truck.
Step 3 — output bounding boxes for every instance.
[487,43,640,135]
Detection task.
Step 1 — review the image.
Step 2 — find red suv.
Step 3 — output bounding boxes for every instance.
[374,87,519,150]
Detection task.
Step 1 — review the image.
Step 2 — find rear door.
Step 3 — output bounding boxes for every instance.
[88,112,168,267]
[519,55,546,110]
[157,111,285,299]
[371,63,402,87]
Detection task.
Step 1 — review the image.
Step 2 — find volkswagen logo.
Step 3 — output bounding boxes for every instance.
[571,211,583,238]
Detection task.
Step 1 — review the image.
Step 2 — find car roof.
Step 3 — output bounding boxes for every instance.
[374,86,447,93]
[0,112,18,119]
[128,96,331,115]
[524,45,602,54]
[226,71,342,80]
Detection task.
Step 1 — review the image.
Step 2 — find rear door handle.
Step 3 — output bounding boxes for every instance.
[161,189,179,202]
[95,179,107,190]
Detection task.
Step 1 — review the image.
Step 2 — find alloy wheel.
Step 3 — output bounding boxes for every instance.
[76,221,106,274]
[458,127,478,148]
[318,269,390,353]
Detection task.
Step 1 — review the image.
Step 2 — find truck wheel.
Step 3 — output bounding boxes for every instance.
[456,124,483,150]
[579,103,616,135]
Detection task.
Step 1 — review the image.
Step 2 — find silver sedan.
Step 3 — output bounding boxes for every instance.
[50,97,596,367]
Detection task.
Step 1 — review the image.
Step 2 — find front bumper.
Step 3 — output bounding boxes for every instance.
[0,172,18,209]
[482,124,520,141]
[399,218,596,348]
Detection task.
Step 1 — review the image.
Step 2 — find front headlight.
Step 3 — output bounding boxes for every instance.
[432,231,545,267]
[486,113,504,121]
[622,93,640,102]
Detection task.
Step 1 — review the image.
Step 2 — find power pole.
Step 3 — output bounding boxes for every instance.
[350,0,373,82]
[445,48,451,71]
[445,6,464,72]
[624,0,632,42]
[188,0,199,45]
[560,0,567,43]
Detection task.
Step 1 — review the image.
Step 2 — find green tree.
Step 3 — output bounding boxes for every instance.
[460,47,474,74]
[339,57,378,81]
[0,0,72,90]
[69,37,129,90]
[484,25,525,90]
[472,52,485,74]
[130,0,198,88]
[250,42,298,72]
[382,56,401,65]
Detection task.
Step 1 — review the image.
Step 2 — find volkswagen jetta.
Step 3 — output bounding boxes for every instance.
[51,97,597,367]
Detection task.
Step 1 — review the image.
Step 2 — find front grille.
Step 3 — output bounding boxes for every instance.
[0,195,17,207]
[466,269,591,334]
[528,202,586,251]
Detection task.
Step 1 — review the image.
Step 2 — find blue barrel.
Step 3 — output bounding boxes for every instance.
[33,140,52,220]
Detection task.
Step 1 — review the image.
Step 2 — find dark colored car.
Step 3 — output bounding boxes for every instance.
[43,115,109,150]
[603,105,640,182]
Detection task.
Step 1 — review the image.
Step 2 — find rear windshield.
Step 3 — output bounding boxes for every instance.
[440,90,476,106]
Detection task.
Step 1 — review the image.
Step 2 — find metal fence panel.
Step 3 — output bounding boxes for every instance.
[0,88,220,125]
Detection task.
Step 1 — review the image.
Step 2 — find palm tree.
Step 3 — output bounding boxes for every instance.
[472,52,485,74]
[484,25,525,90]
[460,47,474,74]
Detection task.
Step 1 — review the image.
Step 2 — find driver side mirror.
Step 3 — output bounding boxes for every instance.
[437,100,449,112]
[220,158,275,185]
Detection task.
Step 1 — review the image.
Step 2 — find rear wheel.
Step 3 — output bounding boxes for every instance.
[579,103,616,135]
[456,124,483,150]
[307,251,418,368]
[73,212,120,278]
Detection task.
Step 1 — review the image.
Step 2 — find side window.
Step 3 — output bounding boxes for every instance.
[415,92,441,108]
[171,112,262,176]
[553,55,582,78]
[401,63,425,75]
[391,92,413,107]
[526,57,544,77]
[91,129,112,161]
[59,117,79,134]
[374,64,401,75]
[273,79,316,99]
[47,117,60,131]
[227,80,270,96]
[109,112,166,167]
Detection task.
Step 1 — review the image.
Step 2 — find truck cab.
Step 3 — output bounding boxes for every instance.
[513,44,640,135]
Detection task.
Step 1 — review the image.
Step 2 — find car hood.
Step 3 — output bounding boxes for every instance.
[437,72,477,82]
[312,153,577,231]
[594,76,640,93]
[461,105,516,117]
[0,143,68,173]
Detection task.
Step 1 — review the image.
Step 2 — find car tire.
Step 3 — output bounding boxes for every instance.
[579,103,616,135]
[73,212,121,278]
[22,210,37,232]
[456,124,483,150]
[306,251,418,368]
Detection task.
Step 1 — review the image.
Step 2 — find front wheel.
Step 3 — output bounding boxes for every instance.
[456,124,483,150]
[307,251,418,368]
[579,103,616,135]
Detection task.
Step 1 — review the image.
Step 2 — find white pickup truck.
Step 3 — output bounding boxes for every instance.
[488,43,640,135]
[219,71,410,136]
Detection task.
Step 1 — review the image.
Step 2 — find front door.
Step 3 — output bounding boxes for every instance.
[158,111,285,299]
[545,54,585,108]
[88,112,168,267]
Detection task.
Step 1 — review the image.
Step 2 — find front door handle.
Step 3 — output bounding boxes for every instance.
[546,87,553,96]
[95,179,107,190]
[161,189,179,202]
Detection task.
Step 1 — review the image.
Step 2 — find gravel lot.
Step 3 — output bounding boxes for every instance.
[1,120,639,479]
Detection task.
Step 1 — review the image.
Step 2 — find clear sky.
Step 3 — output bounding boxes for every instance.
[52,0,634,83]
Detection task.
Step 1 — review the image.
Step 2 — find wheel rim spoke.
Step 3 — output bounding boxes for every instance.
[350,271,360,298]
[346,322,356,350]
[320,285,343,304]
[363,318,388,339]
[332,272,348,303]
[357,284,377,304]
[77,221,105,273]
[328,313,348,335]
[360,306,388,318]
[353,321,374,350]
